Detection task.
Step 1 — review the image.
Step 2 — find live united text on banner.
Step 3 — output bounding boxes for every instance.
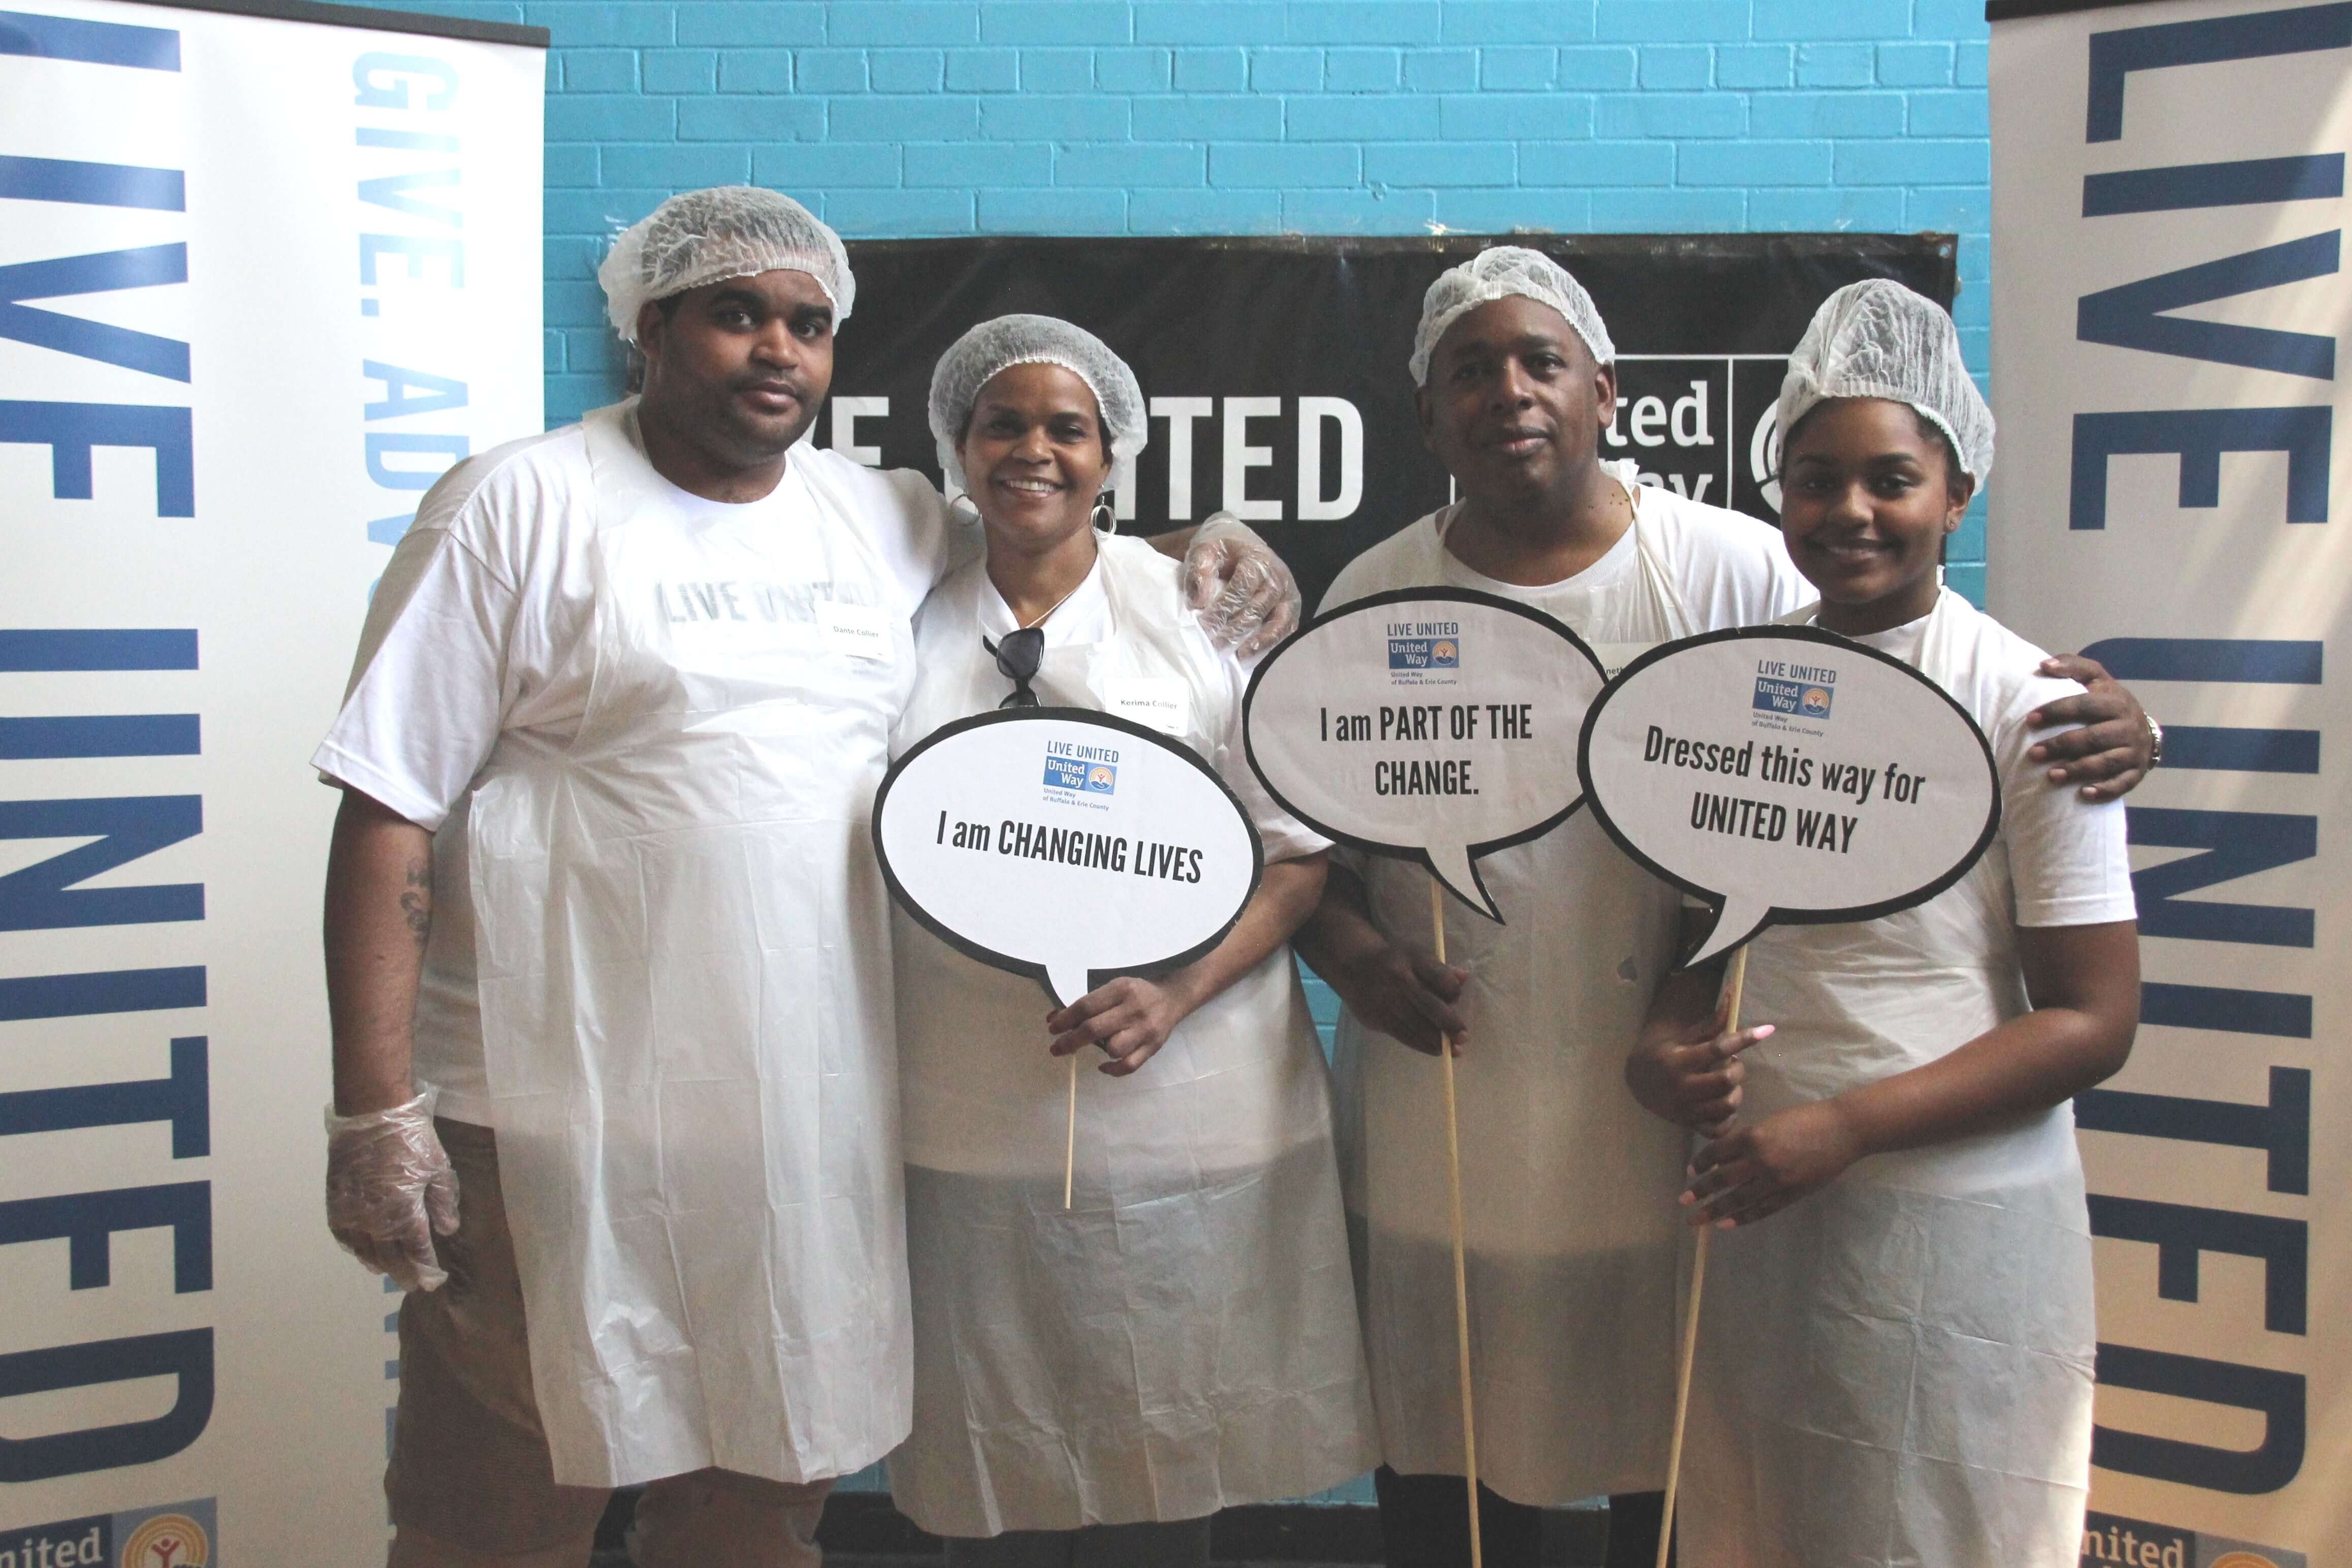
[0,2,541,1557]
[1990,3,2348,1565]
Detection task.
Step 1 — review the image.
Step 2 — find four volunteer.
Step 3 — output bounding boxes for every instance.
[316,188,2151,1568]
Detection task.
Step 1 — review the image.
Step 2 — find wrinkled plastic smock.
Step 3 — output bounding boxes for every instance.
[884,536,1377,1535]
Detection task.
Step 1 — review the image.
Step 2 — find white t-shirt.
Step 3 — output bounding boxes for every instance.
[1324,473,1809,640]
[1321,473,1811,891]
[965,553,1327,864]
[1853,597,2137,929]
[312,407,960,1120]
[1740,592,2136,1193]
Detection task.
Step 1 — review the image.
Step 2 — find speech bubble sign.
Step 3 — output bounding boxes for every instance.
[873,708,1263,1007]
[1578,625,2000,967]
[1243,588,1606,921]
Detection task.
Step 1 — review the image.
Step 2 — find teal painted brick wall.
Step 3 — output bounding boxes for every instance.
[358,0,1995,601]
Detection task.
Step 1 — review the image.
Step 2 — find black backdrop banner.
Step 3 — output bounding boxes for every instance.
[831,233,1956,612]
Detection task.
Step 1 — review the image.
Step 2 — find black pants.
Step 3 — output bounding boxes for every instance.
[940,1517,1213,1568]
[1371,1469,1673,1568]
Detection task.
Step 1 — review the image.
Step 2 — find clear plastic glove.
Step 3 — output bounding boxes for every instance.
[1182,513,1301,658]
[325,1089,460,1292]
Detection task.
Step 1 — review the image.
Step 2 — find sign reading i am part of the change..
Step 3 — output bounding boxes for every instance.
[873,708,1263,1007]
[1579,625,2001,966]
[1243,588,1606,920]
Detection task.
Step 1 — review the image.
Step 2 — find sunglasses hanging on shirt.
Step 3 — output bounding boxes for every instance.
[983,628,1045,708]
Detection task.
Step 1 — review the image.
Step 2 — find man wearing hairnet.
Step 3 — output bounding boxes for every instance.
[1291,247,2157,1568]
[311,187,1301,1568]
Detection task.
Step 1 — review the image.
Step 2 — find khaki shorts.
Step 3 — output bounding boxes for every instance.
[387,1119,831,1558]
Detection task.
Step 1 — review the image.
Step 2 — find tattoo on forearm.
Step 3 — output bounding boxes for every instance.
[401,857,432,951]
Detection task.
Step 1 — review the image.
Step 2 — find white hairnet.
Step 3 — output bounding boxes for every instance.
[1409,245,1616,386]
[1777,278,1994,485]
[599,186,853,345]
[927,314,1148,490]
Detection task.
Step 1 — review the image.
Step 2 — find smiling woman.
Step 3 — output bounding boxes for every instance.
[1635,279,2141,1568]
[1775,397,1972,636]
[883,313,1376,1568]
[955,359,1113,626]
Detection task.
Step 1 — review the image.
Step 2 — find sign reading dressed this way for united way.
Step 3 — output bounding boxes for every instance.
[872,709,1262,1008]
[1579,626,1999,965]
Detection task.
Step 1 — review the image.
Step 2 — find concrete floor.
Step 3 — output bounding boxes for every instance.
[590,1488,1617,1566]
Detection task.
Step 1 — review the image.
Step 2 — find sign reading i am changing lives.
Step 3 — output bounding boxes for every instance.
[1579,625,2001,965]
[872,708,1262,1007]
[1243,588,1605,920]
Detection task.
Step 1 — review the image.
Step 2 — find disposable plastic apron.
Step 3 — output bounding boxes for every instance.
[1334,474,1702,1504]
[467,403,916,1488]
[1682,587,2097,1568]
[886,536,1377,1536]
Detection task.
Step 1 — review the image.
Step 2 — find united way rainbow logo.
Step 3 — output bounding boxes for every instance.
[1799,684,1833,717]
[1043,748,1117,794]
[120,1514,208,1568]
[1386,636,1460,671]
[0,1497,215,1568]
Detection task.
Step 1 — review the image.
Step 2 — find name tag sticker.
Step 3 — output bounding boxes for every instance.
[817,600,892,660]
[1104,676,1189,736]
[1590,641,1659,682]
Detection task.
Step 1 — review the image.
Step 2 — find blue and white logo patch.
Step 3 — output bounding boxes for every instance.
[1387,636,1459,671]
[1043,754,1116,794]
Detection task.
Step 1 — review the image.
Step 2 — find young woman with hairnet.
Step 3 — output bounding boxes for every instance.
[1291,248,2158,1568]
[312,187,1304,1568]
[883,315,1378,1568]
[1628,279,2140,1567]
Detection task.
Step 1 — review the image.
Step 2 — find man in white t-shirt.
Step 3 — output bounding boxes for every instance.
[312,187,1300,1568]
[1290,248,2155,1568]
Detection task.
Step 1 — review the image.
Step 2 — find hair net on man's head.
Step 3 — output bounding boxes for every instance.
[1409,245,1616,386]
[599,186,854,345]
[927,314,1148,490]
[1777,278,1995,486]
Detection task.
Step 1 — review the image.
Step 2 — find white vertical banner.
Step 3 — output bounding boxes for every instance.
[1991,3,2347,1564]
[0,1,543,1559]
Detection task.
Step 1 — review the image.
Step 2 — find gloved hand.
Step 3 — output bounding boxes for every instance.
[325,1089,460,1292]
[1181,513,1301,658]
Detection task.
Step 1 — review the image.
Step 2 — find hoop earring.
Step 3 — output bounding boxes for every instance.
[1092,498,1116,536]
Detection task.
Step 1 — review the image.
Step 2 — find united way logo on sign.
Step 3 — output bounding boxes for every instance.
[1043,753,1116,794]
[1386,620,1464,688]
[1388,635,1460,672]
[1753,674,1827,717]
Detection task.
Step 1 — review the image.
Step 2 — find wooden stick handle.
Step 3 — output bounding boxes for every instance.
[1431,876,1482,1568]
[1654,944,1747,1568]
[1064,1053,1078,1211]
